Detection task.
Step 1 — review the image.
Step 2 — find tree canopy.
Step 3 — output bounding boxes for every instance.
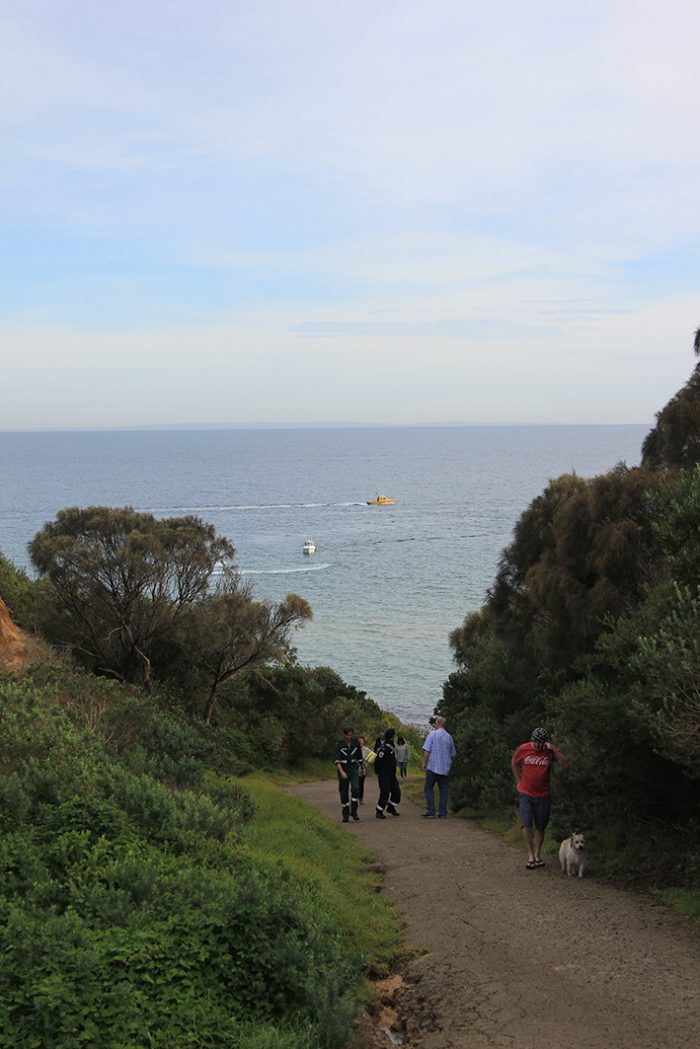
[29,506,234,690]
[28,506,311,720]
[443,332,700,882]
[179,569,312,723]
[642,329,700,470]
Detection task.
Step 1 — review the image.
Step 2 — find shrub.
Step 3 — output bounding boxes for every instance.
[0,552,43,632]
[449,711,514,811]
[0,667,364,1047]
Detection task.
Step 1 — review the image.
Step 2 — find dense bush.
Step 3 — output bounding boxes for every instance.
[443,341,700,886]
[221,663,399,768]
[443,466,700,882]
[0,671,361,1047]
[642,336,700,471]
[0,553,43,632]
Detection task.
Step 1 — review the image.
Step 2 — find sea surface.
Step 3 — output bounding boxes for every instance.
[0,424,649,723]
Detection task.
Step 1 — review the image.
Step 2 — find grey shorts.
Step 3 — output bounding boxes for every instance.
[518,793,551,832]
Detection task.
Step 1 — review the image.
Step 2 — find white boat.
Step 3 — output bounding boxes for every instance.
[302,538,317,555]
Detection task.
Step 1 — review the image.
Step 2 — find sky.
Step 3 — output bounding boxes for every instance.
[1,0,699,429]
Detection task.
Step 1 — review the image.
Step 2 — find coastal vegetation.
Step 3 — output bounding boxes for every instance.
[443,331,700,886]
[26,506,313,724]
[0,530,406,1045]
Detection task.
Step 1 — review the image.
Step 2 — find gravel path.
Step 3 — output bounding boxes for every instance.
[292,778,700,1049]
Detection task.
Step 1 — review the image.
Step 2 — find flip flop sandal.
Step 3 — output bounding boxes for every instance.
[534,859,545,868]
[526,860,537,869]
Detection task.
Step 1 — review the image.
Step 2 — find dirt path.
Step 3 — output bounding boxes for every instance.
[292,779,700,1049]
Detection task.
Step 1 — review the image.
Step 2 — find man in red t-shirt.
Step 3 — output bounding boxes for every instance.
[511,727,569,869]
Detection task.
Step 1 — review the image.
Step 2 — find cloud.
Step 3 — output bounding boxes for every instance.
[0,2,699,428]
[4,3,700,217]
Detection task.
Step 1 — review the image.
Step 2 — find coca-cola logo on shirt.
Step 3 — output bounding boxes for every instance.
[524,755,551,766]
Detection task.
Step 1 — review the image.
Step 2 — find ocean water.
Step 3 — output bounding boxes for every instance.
[0,424,649,722]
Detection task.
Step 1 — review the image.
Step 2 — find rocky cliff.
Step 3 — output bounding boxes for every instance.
[0,596,28,670]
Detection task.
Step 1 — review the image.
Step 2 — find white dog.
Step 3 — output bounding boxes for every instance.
[559,833,587,878]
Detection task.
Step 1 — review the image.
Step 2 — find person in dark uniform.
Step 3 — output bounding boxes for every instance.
[374,727,401,820]
[334,726,362,823]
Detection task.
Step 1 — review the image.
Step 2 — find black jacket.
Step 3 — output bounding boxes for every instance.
[374,740,397,779]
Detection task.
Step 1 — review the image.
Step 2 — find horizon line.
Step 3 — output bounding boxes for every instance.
[0,420,652,435]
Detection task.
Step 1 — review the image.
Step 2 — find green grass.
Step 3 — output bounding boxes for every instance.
[394,773,423,806]
[236,774,403,980]
[275,758,335,783]
[654,888,700,922]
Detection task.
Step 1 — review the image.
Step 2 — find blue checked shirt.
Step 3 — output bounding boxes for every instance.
[422,727,456,774]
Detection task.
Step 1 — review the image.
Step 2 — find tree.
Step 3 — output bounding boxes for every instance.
[642,328,700,470]
[452,467,659,676]
[184,569,312,724]
[29,506,235,690]
[649,464,700,586]
[629,466,700,776]
[628,583,700,779]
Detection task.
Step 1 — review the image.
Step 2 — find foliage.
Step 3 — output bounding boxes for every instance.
[28,506,235,690]
[27,508,312,723]
[179,573,312,723]
[238,774,403,979]
[642,332,700,470]
[0,552,44,633]
[486,465,659,670]
[443,339,700,885]
[626,583,700,779]
[447,708,515,812]
[655,888,700,922]
[0,663,395,1048]
[648,464,700,585]
[219,664,396,768]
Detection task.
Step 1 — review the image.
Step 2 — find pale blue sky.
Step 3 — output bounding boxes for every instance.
[2,0,699,429]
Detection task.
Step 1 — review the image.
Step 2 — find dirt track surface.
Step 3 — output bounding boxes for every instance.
[292,779,700,1049]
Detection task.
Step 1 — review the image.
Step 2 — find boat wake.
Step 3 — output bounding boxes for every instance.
[143,501,366,513]
[240,563,332,576]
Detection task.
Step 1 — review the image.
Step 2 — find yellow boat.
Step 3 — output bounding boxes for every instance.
[367,493,396,505]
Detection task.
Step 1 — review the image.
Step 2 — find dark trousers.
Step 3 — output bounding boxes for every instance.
[377,774,401,812]
[338,770,360,819]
